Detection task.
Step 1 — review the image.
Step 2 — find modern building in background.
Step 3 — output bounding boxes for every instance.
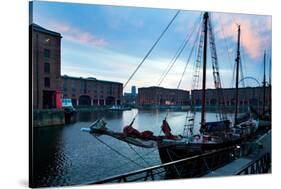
[61,75,123,106]
[31,24,62,109]
[138,86,190,106]
[123,86,138,105]
[131,86,137,96]
[191,86,271,109]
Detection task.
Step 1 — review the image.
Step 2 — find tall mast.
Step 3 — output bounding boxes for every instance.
[263,51,266,114]
[269,57,271,112]
[269,57,271,86]
[200,12,209,132]
[234,25,240,125]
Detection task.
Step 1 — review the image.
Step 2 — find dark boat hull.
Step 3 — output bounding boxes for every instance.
[158,139,240,163]
[157,139,241,178]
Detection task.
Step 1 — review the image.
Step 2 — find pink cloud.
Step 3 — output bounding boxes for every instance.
[213,13,271,60]
[47,21,107,47]
[240,20,262,59]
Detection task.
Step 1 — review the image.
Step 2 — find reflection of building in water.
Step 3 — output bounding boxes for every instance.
[31,23,62,109]
[191,86,271,108]
[123,86,138,105]
[138,86,189,106]
[61,75,123,106]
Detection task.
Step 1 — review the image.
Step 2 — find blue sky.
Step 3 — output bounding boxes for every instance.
[32,1,272,92]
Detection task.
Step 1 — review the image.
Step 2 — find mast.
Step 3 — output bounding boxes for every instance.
[263,51,266,114]
[200,12,209,132]
[234,25,241,125]
[269,57,271,86]
[269,57,271,112]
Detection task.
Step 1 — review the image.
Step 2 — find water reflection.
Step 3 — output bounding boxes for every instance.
[33,109,226,187]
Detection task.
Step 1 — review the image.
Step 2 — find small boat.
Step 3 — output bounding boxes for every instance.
[108,105,132,111]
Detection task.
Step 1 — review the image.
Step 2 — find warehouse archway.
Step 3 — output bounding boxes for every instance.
[106,96,115,105]
[79,95,91,106]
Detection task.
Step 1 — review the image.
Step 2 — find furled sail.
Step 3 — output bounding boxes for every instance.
[81,119,158,148]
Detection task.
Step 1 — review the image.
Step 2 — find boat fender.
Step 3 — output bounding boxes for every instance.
[193,134,201,141]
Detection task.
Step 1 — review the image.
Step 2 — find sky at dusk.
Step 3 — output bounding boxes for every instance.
[31,1,272,92]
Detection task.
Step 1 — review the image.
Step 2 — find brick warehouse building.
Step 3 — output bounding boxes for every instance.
[191,86,271,109]
[138,86,189,106]
[31,24,62,109]
[61,75,123,106]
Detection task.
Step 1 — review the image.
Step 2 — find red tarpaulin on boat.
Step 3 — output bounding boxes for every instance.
[123,125,141,137]
[161,120,177,139]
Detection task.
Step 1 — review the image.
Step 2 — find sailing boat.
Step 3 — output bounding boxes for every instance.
[250,52,271,130]
[81,12,259,165]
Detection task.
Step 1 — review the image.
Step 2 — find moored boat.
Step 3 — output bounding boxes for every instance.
[81,11,260,170]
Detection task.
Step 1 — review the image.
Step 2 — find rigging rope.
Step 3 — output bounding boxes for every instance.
[231,59,238,88]
[239,55,245,87]
[218,15,233,67]
[191,18,204,90]
[93,147,160,179]
[218,14,234,89]
[177,20,201,89]
[158,14,202,86]
[230,25,246,88]
[123,10,181,90]
[156,29,194,85]
[94,135,146,168]
[126,143,151,167]
[238,46,245,87]
[122,109,160,168]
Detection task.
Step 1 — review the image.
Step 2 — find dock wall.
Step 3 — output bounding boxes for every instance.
[33,109,65,127]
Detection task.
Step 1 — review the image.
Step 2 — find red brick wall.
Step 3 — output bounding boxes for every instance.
[32,27,61,109]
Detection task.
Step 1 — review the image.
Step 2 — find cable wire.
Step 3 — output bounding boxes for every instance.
[94,136,145,168]
[127,143,151,167]
[177,20,201,89]
[158,14,202,86]
[123,10,181,90]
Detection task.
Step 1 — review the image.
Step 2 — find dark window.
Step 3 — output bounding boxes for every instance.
[63,80,67,91]
[44,48,50,58]
[44,62,50,73]
[44,77,50,88]
[71,81,76,92]
[80,80,85,93]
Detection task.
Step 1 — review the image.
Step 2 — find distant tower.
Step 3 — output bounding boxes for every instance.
[131,86,137,96]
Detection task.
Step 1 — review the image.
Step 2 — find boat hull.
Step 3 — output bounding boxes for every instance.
[157,140,241,178]
[158,140,240,163]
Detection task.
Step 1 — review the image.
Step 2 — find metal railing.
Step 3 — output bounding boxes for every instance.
[88,146,238,184]
[235,152,271,175]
